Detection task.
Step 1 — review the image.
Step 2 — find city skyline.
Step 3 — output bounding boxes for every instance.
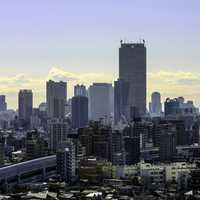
[0,0,200,108]
[1,2,200,197]
[2,64,200,110]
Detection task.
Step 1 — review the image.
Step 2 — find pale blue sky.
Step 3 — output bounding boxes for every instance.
[0,0,200,108]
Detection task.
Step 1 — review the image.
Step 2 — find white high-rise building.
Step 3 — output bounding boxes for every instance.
[46,80,67,119]
[88,83,113,121]
[149,92,162,116]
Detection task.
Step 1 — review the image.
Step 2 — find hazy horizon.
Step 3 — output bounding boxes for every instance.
[0,0,200,109]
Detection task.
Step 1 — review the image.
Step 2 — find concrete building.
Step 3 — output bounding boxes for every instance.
[46,80,67,119]
[0,95,7,112]
[140,162,165,187]
[72,96,88,129]
[79,158,112,184]
[30,108,41,129]
[149,92,162,116]
[89,83,113,122]
[159,129,176,162]
[79,124,122,163]
[110,130,124,165]
[139,162,196,191]
[56,142,76,183]
[165,162,196,183]
[124,136,140,165]
[74,84,87,97]
[48,118,70,152]
[26,130,48,160]
[119,41,146,119]
[164,97,199,116]
[18,90,33,126]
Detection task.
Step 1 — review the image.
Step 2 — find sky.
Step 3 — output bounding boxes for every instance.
[0,0,200,109]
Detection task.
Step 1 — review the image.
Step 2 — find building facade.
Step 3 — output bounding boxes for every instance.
[0,95,7,112]
[114,79,130,124]
[119,41,146,119]
[48,118,70,152]
[72,96,88,129]
[74,84,87,97]
[18,90,33,126]
[149,92,162,116]
[46,80,67,119]
[89,83,113,122]
[56,142,76,183]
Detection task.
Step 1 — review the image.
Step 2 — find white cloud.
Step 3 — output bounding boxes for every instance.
[0,68,200,109]
[47,67,112,84]
[0,67,113,109]
[149,70,200,85]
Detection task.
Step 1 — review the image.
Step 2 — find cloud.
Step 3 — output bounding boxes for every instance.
[47,67,112,84]
[148,70,200,106]
[47,67,78,82]
[149,70,200,85]
[177,79,200,85]
[0,67,113,109]
[0,74,43,93]
[0,68,200,109]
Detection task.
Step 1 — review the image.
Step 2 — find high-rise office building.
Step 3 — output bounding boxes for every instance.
[74,84,87,97]
[124,136,140,165]
[48,118,70,152]
[88,83,113,121]
[164,97,199,116]
[18,90,33,125]
[46,80,67,119]
[30,108,41,129]
[149,92,162,115]
[159,129,176,162]
[56,142,76,183]
[0,95,7,112]
[72,96,88,129]
[119,41,146,119]
[114,79,130,124]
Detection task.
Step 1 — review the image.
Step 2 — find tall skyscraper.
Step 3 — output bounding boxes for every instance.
[159,129,176,162]
[18,90,33,125]
[48,118,69,152]
[56,142,76,183]
[88,83,113,121]
[124,136,140,165]
[149,92,162,115]
[0,95,7,112]
[114,79,130,124]
[46,80,67,119]
[119,41,146,119]
[72,96,88,129]
[74,84,87,97]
